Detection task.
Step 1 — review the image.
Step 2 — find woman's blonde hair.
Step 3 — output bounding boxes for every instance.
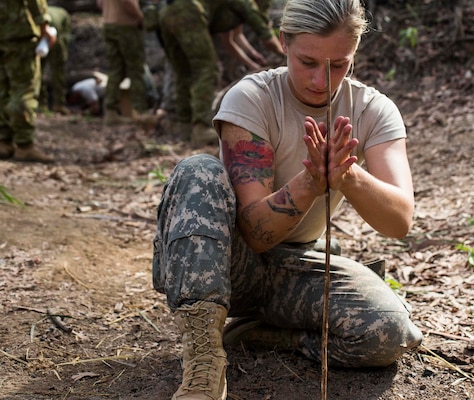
[280,0,368,47]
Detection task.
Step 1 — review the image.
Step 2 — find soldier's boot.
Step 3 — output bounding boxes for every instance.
[13,143,54,164]
[104,110,132,126]
[191,123,219,148]
[223,317,302,350]
[0,140,14,160]
[131,109,161,131]
[173,301,228,400]
[52,105,70,115]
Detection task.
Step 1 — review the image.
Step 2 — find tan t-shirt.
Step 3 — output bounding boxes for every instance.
[214,66,406,243]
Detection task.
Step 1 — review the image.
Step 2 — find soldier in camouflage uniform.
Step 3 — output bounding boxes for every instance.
[0,0,55,163]
[39,5,72,115]
[97,0,148,125]
[153,1,423,399]
[213,0,285,82]
[158,0,284,148]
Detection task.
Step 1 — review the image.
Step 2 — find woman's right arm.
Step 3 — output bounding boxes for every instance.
[220,121,323,253]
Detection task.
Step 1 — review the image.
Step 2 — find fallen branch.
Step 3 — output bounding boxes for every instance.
[47,309,73,333]
[55,354,132,367]
[63,263,96,290]
[0,349,28,365]
[106,304,156,325]
[419,345,474,383]
[427,330,473,342]
[139,311,160,333]
[13,305,46,314]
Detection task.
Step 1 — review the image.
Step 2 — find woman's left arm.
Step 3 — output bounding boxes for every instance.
[340,138,414,238]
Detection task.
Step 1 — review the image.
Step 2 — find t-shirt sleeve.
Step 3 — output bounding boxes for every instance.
[360,93,407,151]
[213,77,272,142]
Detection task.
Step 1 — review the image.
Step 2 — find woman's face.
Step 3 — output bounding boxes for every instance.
[280,29,357,107]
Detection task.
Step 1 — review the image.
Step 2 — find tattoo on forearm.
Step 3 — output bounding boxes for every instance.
[267,185,303,217]
[241,203,274,244]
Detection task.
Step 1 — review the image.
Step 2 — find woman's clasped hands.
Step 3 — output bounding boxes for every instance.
[302,115,359,195]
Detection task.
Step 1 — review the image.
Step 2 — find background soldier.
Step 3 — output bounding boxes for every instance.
[157,0,284,148]
[39,5,72,115]
[97,0,148,125]
[0,0,56,163]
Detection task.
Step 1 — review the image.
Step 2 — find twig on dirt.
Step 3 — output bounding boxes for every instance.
[63,212,128,222]
[63,263,96,290]
[111,358,137,368]
[419,345,474,383]
[106,305,156,325]
[239,341,249,359]
[55,355,132,367]
[237,362,248,375]
[110,207,156,223]
[47,309,73,333]
[227,393,245,400]
[0,349,28,365]
[139,310,160,332]
[274,352,305,382]
[64,208,155,224]
[52,369,62,381]
[108,369,126,388]
[13,305,47,314]
[30,322,36,343]
[427,330,473,342]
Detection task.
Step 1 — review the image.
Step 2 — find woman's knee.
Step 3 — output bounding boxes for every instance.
[329,311,423,367]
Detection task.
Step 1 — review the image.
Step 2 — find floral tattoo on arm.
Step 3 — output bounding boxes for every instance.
[222,133,273,186]
[223,133,303,241]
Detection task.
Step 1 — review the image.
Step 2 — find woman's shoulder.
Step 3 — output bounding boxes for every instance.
[220,67,288,106]
[238,66,288,88]
[341,77,394,103]
[339,77,399,113]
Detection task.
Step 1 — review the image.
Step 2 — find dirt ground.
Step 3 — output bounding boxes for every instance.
[1,2,473,400]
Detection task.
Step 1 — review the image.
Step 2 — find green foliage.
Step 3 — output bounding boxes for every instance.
[0,185,24,206]
[456,243,474,266]
[385,67,396,81]
[148,166,168,184]
[385,276,403,291]
[456,217,474,267]
[399,27,419,48]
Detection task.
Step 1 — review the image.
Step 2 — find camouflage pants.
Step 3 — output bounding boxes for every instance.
[158,0,219,125]
[40,34,69,108]
[0,39,40,144]
[153,154,423,367]
[103,24,147,113]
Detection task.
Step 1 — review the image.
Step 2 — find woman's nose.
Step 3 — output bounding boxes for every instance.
[311,66,327,90]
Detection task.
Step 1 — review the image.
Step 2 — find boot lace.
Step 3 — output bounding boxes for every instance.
[182,308,218,393]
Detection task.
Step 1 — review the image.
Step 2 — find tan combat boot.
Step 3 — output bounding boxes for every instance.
[52,105,70,115]
[173,301,228,400]
[131,109,161,132]
[104,110,132,126]
[14,143,54,164]
[191,123,219,148]
[0,140,14,160]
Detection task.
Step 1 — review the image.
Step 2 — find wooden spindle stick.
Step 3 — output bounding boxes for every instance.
[321,58,332,400]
